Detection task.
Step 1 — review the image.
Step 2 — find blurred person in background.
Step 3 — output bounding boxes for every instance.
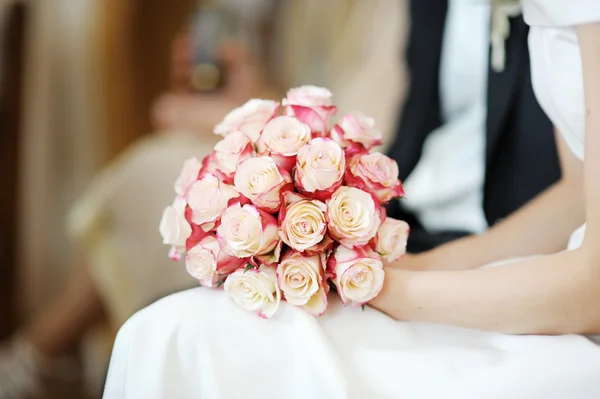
[0,1,406,397]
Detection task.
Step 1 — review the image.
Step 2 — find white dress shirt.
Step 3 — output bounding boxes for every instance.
[401,0,490,234]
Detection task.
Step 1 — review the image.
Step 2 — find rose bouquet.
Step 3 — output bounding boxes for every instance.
[159,86,410,318]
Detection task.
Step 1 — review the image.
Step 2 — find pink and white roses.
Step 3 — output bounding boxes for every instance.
[372,218,410,262]
[187,174,239,229]
[331,112,383,151]
[234,157,291,212]
[214,99,279,142]
[186,235,245,287]
[295,138,346,196]
[329,245,385,306]
[214,131,254,178]
[326,186,383,248]
[174,157,202,197]
[257,116,311,170]
[278,192,329,253]
[345,152,405,203]
[277,251,328,316]
[283,86,337,135]
[159,197,192,260]
[224,265,281,318]
[217,203,280,259]
[161,85,409,318]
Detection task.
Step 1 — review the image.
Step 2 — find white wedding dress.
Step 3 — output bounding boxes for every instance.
[103,2,600,398]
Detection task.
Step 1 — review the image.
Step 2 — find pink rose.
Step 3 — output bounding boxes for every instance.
[198,152,228,182]
[277,251,328,316]
[217,203,280,259]
[187,174,240,229]
[186,235,245,287]
[331,112,383,151]
[224,265,281,318]
[295,138,345,198]
[214,131,255,179]
[326,186,384,248]
[174,157,202,198]
[234,156,291,212]
[214,99,280,142]
[159,197,192,261]
[373,218,410,262]
[257,116,311,171]
[184,206,212,252]
[284,86,334,108]
[328,245,384,306]
[278,191,329,253]
[283,86,337,135]
[345,153,405,204]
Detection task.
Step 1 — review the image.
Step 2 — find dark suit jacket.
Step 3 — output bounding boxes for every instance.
[386,0,561,253]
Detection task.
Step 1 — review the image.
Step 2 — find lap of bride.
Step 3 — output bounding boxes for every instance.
[104,264,600,399]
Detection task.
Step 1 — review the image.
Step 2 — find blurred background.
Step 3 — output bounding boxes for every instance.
[0,0,408,397]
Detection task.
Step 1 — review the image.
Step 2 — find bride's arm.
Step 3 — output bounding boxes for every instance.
[371,24,600,334]
[401,131,583,271]
[579,24,600,242]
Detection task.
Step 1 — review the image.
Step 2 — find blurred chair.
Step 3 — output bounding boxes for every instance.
[70,132,216,391]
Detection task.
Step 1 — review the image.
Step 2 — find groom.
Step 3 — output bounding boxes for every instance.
[386,0,560,252]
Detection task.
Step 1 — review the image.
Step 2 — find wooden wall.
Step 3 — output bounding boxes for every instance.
[0,2,27,339]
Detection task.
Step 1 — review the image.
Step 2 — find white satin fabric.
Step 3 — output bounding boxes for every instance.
[103,1,600,398]
[104,288,600,399]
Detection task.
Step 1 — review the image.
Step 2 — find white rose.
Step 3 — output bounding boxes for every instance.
[374,218,410,262]
[234,156,289,212]
[326,186,383,248]
[258,116,311,156]
[186,235,245,287]
[159,197,192,258]
[331,112,383,150]
[213,99,279,142]
[187,174,239,227]
[277,251,328,315]
[174,157,202,197]
[282,86,337,134]
[345,152,405,204]
[216,203,279,258]
[295,138,345,194]
[279,196,327,252]
[214,131,254,177]
[283,85,333,107]
[330,245,385,306]
[224,266,281,318]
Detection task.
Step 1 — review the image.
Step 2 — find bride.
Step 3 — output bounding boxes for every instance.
[104,1,600,398]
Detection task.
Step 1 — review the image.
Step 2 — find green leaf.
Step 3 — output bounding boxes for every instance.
[216,277,225,287]
[244,263,254,273]
[361,304,365,311]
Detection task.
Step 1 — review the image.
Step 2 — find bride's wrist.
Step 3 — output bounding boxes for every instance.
[370,268,415,320]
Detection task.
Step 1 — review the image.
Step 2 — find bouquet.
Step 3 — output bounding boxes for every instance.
[159,86,410,318]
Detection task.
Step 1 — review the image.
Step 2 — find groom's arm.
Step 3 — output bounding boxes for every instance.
[399,130,584,271]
